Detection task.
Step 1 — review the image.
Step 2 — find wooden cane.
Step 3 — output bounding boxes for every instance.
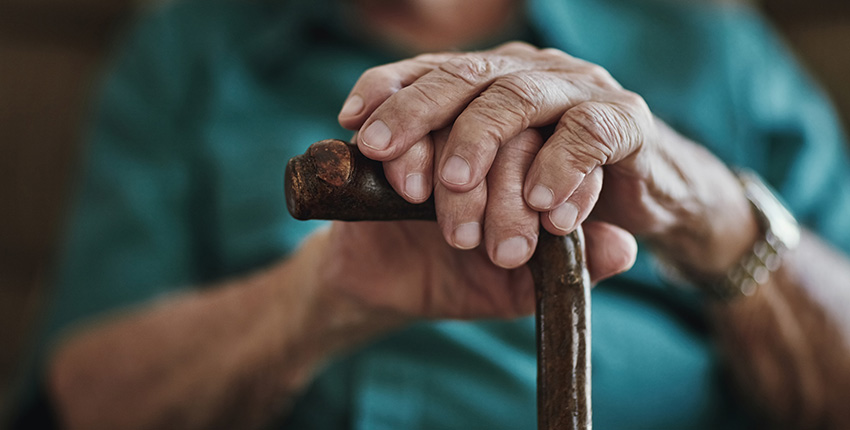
[285,139,591,429]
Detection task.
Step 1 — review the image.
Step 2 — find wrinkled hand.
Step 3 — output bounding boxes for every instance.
[316,218,634,321]
[311,126,542,320]
[338,42,656,270]
[317,41,754,320]
[313,125,634,321]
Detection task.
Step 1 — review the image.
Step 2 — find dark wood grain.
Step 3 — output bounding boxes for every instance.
[285,139,591,429]
[531,229,592,430]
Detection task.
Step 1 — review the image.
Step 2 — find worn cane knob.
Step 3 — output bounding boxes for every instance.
[285,139,591,429]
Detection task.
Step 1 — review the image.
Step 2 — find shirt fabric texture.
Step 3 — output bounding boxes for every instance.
[14,0,850,428]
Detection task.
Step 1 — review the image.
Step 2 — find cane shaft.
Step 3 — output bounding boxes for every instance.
[285,139,591,429]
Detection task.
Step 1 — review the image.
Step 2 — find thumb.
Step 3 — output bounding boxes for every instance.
[582,221,638,284]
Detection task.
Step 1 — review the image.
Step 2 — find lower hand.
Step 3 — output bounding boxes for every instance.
[312,218,635,322]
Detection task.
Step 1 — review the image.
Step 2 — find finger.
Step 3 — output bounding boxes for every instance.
[356,53,530,161]
[435,181,487,250]
[437,59,621,192]
[525,96,649,211]
[540,166,603,235]
[383,135,434,203]
[437,71,592,191]
[484,129,543,269]
[338,54,456,130]
[433,128,486,249]
[582,221,638,284]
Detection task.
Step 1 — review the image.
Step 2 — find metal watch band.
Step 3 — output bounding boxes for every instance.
[657,169,800,300]
[712,229,788,299]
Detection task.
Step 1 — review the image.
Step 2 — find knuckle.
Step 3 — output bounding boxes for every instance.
[489,73,542,118]
[400,138,431,165]
[572,170,603,203]
[362,65,402,90]
[438,55,495,86]
[583,64,619,89]
[491,135,540,177]
[510,130,544,156]
[620,91,651,118]
[541,47,566,56]
[413,52,447,64]
[463,97,529,141]
[449,126,500,172]
[610,91,651,136]
[559,103,620,165]
[404,83,445,109]
[619,90,647,108]
[541,47,574,61]
[383,157,406,178]
[585,64,610,80]
[555,134,608,172]
[466,112,510,148]
[564,103,612,142]
[503,139,542,166]
[561,58,619,90]
[496,41,536,52]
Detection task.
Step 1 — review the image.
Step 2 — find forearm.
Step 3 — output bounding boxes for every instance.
[644,126,850,427]
[47,230,397,430]
[709,231,850,429]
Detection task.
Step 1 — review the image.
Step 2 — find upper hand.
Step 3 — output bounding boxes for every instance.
[338,42,654,269]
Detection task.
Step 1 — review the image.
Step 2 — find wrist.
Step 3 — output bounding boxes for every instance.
[270,229,407,367]
[647,134,760,277]
[657,184,759,277]
[655,168,801,300]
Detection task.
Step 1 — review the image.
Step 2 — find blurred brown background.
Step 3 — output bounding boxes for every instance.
[0,0,140,421]
[1,0,849,421]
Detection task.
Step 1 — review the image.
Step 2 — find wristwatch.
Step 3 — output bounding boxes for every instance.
[709,169,801,299]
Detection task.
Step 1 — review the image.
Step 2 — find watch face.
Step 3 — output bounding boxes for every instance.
[741,171,800,250]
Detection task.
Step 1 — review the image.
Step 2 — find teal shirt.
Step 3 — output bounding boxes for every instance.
[18,0,850,428]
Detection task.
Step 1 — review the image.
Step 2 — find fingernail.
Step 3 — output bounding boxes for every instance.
[442,155,471,185]
[528,184,554,209]
[339,95,364,117]
[550,202,579,231]
[361,120,392,150]
[404,173,427,201]
[452,222,481,249]
[496,236,531,268]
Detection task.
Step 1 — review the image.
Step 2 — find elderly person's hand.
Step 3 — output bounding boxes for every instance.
[338,42,757,278]
[313,128,638,322]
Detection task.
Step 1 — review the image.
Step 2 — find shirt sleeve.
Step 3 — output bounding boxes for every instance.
[727,11,850,254]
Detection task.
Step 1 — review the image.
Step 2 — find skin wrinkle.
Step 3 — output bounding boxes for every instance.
[47,1,850,428]
[484,132,541,268]
[583,102,635,158]
[443,135,492,184]
[568,169,602,214]
[490,73,545,120]
[458,101,530,158]
[559,117,612,168]
[436,179,488,245]
[405,82,452,110]
[391,137,433,202]
[645,130,754,271]
[530,137,588,208]
[438,54,500,87]
[711,241,850,429]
